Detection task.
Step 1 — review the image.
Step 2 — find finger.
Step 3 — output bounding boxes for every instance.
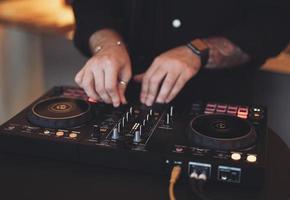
[156,72,180,104]
[133,73,144,82]
[145,68,167,106]
[81,70,99,100]
[118,66,132,104]
[75,69,85,87]
[104,67,120,107]
[93,67,111,104]
[88,97,102,103]
[118,82,127,104]
[140,60,160,104]
[165,74,188,103]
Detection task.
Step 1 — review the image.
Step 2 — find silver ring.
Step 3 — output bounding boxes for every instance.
[119,80,128,86]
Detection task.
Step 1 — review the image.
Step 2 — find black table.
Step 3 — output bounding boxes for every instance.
[0,129,289,200]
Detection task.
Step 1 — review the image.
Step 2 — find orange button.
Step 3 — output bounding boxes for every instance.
[231,153,241,161]
[69,133,78,138]
[247,154,257,163]
[56,131,64,137]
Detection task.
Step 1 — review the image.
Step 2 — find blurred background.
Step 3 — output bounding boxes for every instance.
[0,0,289,147]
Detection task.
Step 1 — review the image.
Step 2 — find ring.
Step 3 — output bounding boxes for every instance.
[119,80,128,86]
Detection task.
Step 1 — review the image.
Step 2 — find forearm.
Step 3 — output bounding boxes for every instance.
[203,37,251,69]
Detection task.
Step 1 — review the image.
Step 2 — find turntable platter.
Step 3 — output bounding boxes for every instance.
[187,114,257,150]
[27,97,93,128]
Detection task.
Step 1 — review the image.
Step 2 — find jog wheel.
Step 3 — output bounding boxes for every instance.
[187,114,257,150]
[28,97,93,128]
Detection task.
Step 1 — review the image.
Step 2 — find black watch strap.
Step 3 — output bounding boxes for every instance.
[186,39,209,67]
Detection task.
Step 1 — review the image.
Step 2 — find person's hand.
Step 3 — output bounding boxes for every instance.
[134,46,201,106]
[75,31,132,107]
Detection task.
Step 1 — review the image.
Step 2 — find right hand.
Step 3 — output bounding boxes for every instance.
[75,39,132,107]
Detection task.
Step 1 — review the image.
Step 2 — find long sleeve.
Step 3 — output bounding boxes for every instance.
[72,0,122,57]
[221,0,290,67]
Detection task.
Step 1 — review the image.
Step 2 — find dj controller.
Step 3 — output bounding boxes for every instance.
[0,86,267,187]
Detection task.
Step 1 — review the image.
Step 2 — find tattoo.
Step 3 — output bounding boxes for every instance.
[203,37,250,69]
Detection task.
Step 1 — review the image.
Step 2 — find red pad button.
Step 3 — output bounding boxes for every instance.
[216,104,227,113]
[238,106,249,119]
[227,106,238,115]
[205,103,217,114]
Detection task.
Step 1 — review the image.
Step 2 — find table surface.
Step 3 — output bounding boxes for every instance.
[0,129,289,200]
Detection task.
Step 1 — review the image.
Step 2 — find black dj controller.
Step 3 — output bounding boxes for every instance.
[0,86,267,187]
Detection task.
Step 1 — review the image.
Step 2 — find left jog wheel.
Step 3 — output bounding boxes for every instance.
[27,97,93,128]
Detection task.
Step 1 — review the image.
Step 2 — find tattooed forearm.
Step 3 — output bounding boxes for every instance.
[203,37,251,69]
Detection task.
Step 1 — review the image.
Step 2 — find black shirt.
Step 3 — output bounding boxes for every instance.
[72,0,289,103]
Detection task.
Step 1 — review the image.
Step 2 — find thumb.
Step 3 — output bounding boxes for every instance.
[133,73,145,82]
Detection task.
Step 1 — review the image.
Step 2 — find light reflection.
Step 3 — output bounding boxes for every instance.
[0,0,74,37]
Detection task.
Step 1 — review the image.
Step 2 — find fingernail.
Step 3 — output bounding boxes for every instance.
[88,98,97,103]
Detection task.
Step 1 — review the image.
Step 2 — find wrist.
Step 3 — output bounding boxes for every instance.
[186,39,209,68]
[183,46,202,70]
[89,29,125,54]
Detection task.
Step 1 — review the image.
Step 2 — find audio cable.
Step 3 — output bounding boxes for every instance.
[169,165,182,200]
[189,171,212,200]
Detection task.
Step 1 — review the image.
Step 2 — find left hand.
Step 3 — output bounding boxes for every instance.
[134,46,202,106]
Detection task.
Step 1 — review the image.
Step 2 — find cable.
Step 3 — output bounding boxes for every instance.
[169,165,182,200]
[189,171,212,200]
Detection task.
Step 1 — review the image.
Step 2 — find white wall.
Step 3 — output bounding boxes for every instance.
[254,71,290,147]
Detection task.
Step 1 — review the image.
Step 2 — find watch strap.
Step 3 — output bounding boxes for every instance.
[186,39,209,67]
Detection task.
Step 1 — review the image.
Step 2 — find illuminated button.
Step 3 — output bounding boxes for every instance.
[69,133,78,138]
[205,103,217,114]
[231,153,241,161]
[252,112,263,120]
[238,106,249,119]
[175,147,184,153]
[227,106,238,115]
[216,104,227,113]
[100,128,108,133]
[44,130,50,134]
[237,114,248,119]
[172,19,181,28]
[247,154,257,163]
[56,131,64,137]
[253,108,261,112]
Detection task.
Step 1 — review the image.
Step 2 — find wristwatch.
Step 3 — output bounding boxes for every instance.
[186,39,209,67]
